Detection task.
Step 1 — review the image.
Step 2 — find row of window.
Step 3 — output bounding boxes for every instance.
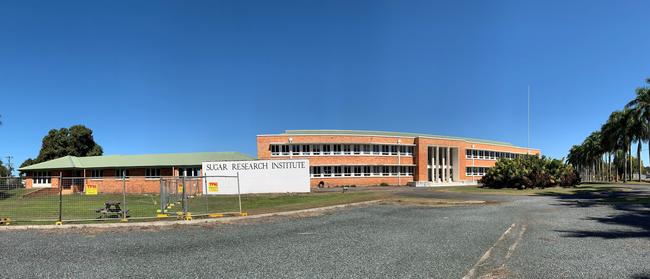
[33,168,202,180]
[89,168,163,178]
[270,144,414,157]
[466,167,492,176]
[33,171,52,184]
[310,165,414,178]
[465,149,524,160]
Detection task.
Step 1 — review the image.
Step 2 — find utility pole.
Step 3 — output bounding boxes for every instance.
[527,85,531,155]
[5,155,13,177]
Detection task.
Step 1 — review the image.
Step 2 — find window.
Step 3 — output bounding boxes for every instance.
[363,145,372,154]
[311,166,322,177]
[343,166,352,176]
[312,144,321,155]
[281,145,290,156]
[343,144,351,155]
[390,145,398,155]
[372,166,381,176]
[382,166,390,176]
[270,145,280,156]
[323,166,332,177]
[353,145,361,155]
[333,144,342,155]
[145,168,161,178]
[302,145,311,155]
[372,145,380,154]
[115,169,129,178]
[390,166,398,176]
[334,166,342,177]
[291,145,300,155]
[33,171,51,184]
[179,168,200,177]
[363,166,371,176]
[323,144,331,154]
[90,169,103,178]
[399,146,413,156]
[353,166,362,176]
[467,167,490,176]
[381,145,390,155]
[466,149,472,159]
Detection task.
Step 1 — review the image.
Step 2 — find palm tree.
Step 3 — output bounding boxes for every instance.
[621,109,637,182]
[628,109,648,181]
[584,131,604,181]
[567,144,586,180]
[626,79,650,181]
[602,110,635,182]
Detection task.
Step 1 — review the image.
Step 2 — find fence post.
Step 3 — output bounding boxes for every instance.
[159,178,164,214]
[203,176,209,215]
[182,176,187,215]
[57,173,63,225]
[236,172,242,214]
[121,175,127,222]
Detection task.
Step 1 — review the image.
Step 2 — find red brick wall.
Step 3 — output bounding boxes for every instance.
[310,176,413,187]
[23,167,182,194]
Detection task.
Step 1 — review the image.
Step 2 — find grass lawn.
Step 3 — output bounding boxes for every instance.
[434,184,631,196]
[0,188,391,224]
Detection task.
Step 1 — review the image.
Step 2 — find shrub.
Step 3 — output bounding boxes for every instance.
[480,155,579,189]
[379,182,390,186]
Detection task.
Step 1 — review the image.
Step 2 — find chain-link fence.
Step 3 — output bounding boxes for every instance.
[0,175,243,225]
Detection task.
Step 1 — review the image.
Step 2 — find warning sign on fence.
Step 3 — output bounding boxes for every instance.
[86,185,98,195]
[207,182,219,194]
[178,184,183,193]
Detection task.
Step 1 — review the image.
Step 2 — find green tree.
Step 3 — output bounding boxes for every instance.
[626,79,650,182]
[0,160,9,177]
[20,125,103,168]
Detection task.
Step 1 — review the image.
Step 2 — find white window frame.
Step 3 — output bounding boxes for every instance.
[270,145,280,156]
[145,168,161,178]
[90,169,104,179]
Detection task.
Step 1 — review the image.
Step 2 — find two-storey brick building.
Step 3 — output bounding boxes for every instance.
[257,130,540,187]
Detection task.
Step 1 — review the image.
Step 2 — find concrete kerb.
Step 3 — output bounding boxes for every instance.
[0,200,385,231]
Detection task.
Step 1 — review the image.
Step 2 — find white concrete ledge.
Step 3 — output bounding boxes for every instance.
[409,181,479,187]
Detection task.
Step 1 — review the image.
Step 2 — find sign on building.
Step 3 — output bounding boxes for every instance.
[202,159,310,195]
[85,184,98,195]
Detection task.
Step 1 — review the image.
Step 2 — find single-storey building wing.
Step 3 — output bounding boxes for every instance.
[19,152,254,194]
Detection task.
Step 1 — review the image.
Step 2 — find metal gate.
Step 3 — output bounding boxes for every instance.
[159,175,240,219]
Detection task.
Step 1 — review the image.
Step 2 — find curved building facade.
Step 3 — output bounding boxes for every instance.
[257,130,540,187]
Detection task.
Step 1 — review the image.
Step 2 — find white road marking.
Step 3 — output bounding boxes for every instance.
[462,223,516,279]
[504,224,527,260]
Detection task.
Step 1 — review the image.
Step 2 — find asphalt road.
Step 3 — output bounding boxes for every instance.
[1,186,649,279]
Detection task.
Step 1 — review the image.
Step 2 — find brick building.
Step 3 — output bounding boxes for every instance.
[257,130,540,187]
[19,152,254,194]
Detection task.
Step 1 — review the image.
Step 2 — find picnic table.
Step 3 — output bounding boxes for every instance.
[95,201,129,219]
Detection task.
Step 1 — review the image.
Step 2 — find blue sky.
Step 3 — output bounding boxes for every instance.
[1,0,649,171]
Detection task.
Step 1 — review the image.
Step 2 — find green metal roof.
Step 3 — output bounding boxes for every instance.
[19,152,255,171]
[281,129,521,147]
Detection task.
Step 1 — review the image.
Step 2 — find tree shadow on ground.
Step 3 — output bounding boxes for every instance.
[0,191,15,200]
[537,187,650,239]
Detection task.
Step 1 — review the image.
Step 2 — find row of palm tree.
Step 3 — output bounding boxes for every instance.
[567,78,650,183]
